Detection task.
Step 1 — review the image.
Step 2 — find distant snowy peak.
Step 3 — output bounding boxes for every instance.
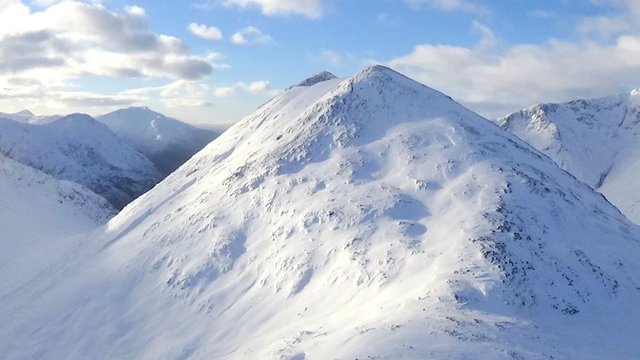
[97,107,218,173]
[0,114,162,209]
[498,89,640,223]
[294,70,337,87]
[0,110,61,124]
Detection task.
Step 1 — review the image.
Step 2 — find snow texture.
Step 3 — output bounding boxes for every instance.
[498,90,640,224]
[2,66,640,359]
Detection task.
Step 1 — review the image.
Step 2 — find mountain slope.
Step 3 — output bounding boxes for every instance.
[497,90,640,223]
[97,107,219,173]
[0,114,162,209]
[0,153,114,298]
[1,66,639,359]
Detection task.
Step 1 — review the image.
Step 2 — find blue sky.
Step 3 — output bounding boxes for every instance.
[1,0,640,127]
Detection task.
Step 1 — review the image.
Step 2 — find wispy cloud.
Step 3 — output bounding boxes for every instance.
[222,0,324,18]
[231,26,272,45]
[404,0,485,13]
[188,23,223,41]
[212,80,278,97]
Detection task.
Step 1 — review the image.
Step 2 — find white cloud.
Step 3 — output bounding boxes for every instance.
[223,0,324,18]
[471,20,496,50]
[231,26,272,45]
[188,22,223,41]
[404,0,484,13]
[125,5,145,16]
[0,2,220,79]
[212,80,276,97]
[0,1,227,112]
[577,0,640,38]
[246,80,270,93]
[387,32,640,118]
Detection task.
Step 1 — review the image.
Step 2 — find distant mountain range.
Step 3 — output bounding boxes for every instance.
[97,107,219,173]
[498,89,640,224]
[0,113,162,209]
[0,108,220,209]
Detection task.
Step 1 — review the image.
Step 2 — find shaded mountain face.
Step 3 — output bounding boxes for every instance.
[0,113,163,209]
[498,90,640,224]
[97,107,219,173]
[0,153,114,298]
[2,66,639,359]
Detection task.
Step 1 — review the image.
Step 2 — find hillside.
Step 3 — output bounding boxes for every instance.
[0,113,162,209]
[498,90,640,223]
[0,154,114,298]
[97,107,219,173]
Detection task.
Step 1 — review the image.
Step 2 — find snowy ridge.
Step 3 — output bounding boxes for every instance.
[1,66,639,359]
[0,113,162,209]
[293,71,337,87]
[0,153,114,298]
[498,90,640,223]
[0,110,61,124]
[97,107,219,173]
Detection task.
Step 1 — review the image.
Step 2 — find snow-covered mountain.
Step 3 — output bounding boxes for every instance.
[2,66,639,359]
[97,107,219,173]
[0,109,61,124]
[0,113,163,209]
[0,153,114,298]
[497,90,640,224]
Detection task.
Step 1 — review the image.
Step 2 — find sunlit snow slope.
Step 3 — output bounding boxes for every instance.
[0,113,162,208]
[498,91,640,223]
[0,154,114,298]
[2,66,639,359]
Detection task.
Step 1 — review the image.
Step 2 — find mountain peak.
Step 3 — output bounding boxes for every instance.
[15,110,35,117]
[295,71,337,87]
[55,113,98,127]
[4,66,640,360]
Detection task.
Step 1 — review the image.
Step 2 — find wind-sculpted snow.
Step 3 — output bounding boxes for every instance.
[2,66,639,359]
[498,91,640,224]
[97,107,219,173]
[0,113,162,209]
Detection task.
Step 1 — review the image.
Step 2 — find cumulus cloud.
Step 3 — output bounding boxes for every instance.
[0,1,228,114]
[231,26,272,45]
[387,33,640,118]
[188,22,223,41]
[0,1,219,80]
[222,0,324,18]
